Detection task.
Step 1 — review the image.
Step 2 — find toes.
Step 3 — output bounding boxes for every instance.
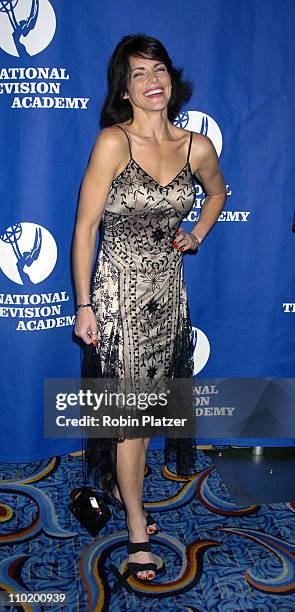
[137,571,146,580]
[147,570,155,580]
[137,571,155,581]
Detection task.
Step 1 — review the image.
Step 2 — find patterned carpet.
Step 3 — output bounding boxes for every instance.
[0,447,295,611]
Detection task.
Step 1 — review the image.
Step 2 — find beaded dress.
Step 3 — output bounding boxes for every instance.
[86,125,196,486]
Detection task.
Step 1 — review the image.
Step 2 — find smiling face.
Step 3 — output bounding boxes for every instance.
[123,54,172,115]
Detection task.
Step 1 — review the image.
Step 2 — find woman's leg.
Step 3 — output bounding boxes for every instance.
[112,437,150,499]
[111,437,158,534]
[116,438,155,580]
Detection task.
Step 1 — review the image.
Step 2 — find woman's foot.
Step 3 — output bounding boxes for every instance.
[127,515,156,581]
[112,483,158,535]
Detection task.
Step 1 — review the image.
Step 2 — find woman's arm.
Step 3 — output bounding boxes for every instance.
[175,133,227,251]
[72,127,126,343]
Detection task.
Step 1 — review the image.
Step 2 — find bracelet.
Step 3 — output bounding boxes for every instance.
[189,233,201,250]
[76,302,92,313]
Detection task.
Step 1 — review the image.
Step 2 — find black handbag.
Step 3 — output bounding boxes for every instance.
[69,484,111,537]
[69,341,111,536]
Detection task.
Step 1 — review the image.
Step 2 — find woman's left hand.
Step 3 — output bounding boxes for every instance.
[172,227,200,252]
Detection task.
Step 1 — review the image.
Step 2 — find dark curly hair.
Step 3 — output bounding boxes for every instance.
[100,34,192,128]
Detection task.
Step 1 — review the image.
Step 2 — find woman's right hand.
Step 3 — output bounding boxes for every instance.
[74,307,98,345]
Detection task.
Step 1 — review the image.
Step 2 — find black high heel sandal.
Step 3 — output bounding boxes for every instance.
[145,510,159,535]
[111,541,158,593]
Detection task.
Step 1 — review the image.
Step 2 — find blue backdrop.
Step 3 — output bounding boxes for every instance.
[0,0,294,461]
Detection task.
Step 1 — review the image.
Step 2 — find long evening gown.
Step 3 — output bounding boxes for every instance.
[86,125,196,490]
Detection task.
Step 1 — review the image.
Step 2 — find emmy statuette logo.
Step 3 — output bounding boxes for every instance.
[0,0,56,57]
[0,222,57,285]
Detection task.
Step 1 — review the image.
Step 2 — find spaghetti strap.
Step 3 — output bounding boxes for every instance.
[114,124,133,160]
[187,131,193,163]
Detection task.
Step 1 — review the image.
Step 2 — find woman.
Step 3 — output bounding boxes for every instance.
[73,34,226,586]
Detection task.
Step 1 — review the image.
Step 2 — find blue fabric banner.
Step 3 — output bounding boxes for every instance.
[0,0,294,461]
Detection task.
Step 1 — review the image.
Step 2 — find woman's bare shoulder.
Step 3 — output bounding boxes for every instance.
[93,125,129,153]
[190,131,216,151]
[87,125,130,176]
[189,131,218,170]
